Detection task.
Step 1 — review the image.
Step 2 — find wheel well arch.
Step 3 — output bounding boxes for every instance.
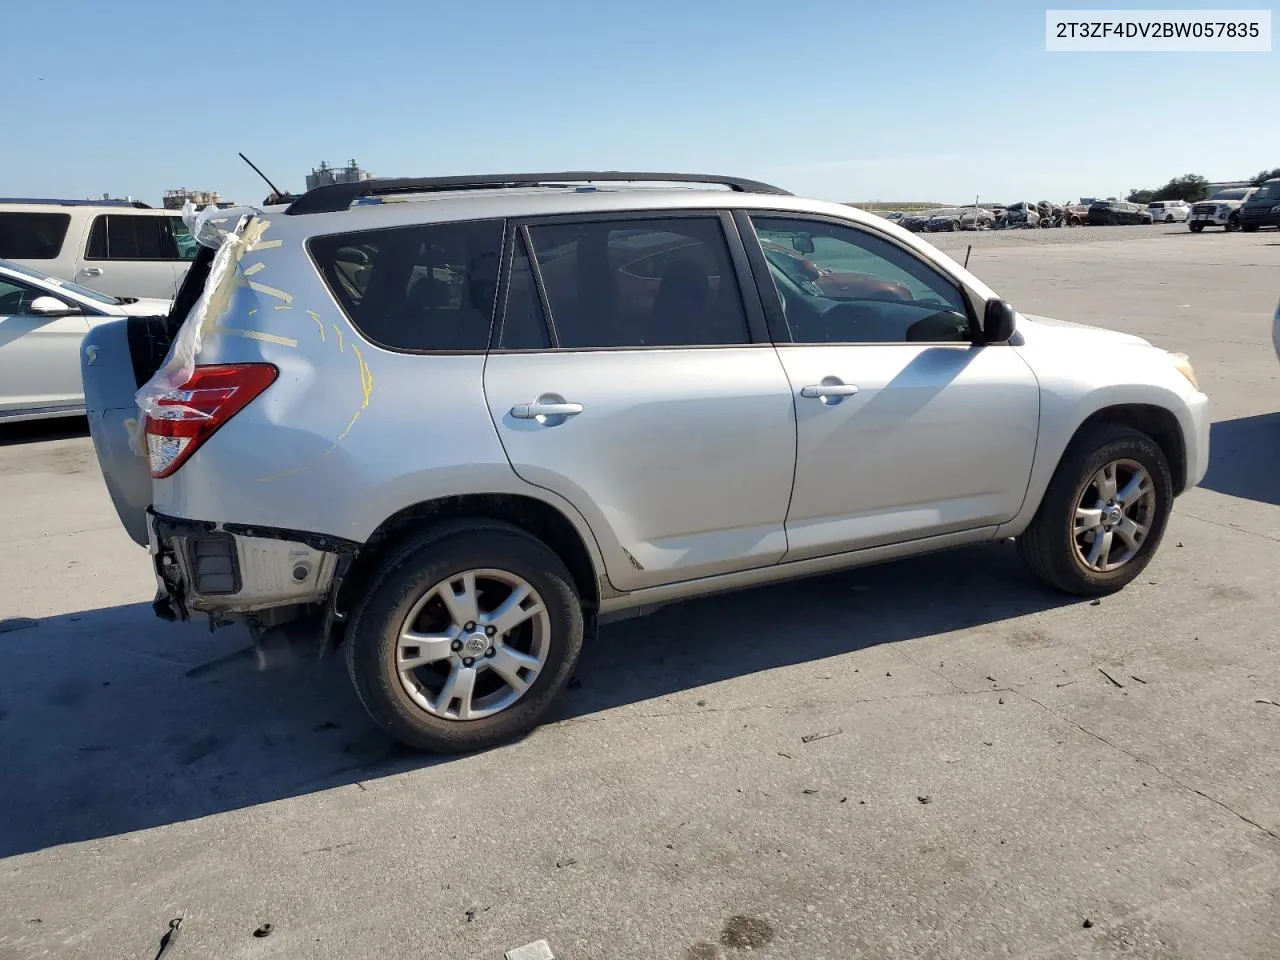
[1070,403,1187,493]
[336,494,602,628]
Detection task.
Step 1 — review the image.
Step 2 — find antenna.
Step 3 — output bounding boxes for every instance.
[238,152,287,203]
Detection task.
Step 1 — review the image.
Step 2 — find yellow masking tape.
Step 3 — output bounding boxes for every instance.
[332,325,344,352]
[307,310,326,340]
[246,280,294,304]
[351,344,373,408]
[214,326,298,348]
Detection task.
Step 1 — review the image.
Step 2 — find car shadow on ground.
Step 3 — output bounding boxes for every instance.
[0,542,1072,858]
[0,417,89,446]
[1200,413,1280,507]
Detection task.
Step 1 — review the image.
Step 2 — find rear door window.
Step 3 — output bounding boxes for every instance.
[309,219,505,352]
[0,212,72,260]
[524,216,751,349]
[85,215,179,261]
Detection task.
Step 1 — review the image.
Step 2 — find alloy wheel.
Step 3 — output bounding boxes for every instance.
[1072,459,1156,573]
[395,568,551,720]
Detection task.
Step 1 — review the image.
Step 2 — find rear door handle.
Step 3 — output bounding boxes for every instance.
[80,267,103,278]
[800,378,859,403]
[510,396,584,423]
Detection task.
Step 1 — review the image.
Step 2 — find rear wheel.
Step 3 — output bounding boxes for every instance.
[345,523,584,752]
[1189,223,1204,233]
[1017,425,1173,596]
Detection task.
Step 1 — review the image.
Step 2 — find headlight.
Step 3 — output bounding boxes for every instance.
[1271,204,1280,214]
[1169,351,1199,390]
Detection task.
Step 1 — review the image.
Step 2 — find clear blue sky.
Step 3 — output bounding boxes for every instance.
[5,0,1276,205]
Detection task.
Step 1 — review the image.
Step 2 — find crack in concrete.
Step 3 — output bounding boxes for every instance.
[889,644,972,696]
[1014,689,1280,845]
[1180,511,1280,544]
[558,686,992,726]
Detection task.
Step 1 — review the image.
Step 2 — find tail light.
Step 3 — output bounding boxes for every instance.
[144,363,277,478]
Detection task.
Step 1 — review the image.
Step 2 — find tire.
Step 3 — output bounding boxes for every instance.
[1165,215,1174,223]
[1226,215,1240,233]
[1017,424,1173,596]
[949,220,959,232]
[1189,223,1204,233]
[345,522,584,752]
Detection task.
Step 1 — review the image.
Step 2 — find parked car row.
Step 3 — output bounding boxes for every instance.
[876,185,1280,234]
[1190,180,1280,233]
[895,207,996,232]
[0,198,190,422]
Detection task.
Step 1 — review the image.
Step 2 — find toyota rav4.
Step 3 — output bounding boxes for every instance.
[81,171,1210,752]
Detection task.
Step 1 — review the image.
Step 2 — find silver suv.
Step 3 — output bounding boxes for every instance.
[82,171,1210,752]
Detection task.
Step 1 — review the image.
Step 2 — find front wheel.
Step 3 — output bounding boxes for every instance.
[1165,215,1174,223]
[1226,215,1240,232]
[1017,425,1173,596]
[345,523,584,752]
[1189,223,1204,233]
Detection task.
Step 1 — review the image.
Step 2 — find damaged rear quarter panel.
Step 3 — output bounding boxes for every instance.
[150,215,566,550]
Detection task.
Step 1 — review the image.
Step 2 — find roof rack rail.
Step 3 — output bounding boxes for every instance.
[283,171,792,216]
[0,197,152,208]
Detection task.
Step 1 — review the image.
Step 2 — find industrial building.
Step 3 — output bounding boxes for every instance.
[305,160,374,191]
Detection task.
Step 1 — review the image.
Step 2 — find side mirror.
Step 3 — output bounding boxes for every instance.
[28,295,79,317]
[792,234,816,254]
[982,298,1016,343]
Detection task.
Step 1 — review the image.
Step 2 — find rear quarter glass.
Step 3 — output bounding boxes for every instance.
[0,211,72,259]
[307,218,506,353]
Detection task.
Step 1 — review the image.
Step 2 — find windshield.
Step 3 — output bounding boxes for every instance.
[1209,189,1247,201]
[0,259,122,305]
[1251,180,1280,201]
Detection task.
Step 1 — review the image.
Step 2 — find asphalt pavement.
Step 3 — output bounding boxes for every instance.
[1,226,1278,960]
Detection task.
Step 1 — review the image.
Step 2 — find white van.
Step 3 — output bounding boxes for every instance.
[0,199,197,300]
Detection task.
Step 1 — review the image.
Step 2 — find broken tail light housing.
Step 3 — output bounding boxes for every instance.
[144,363,278,478]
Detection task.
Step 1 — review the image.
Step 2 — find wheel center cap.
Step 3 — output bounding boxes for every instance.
[462,633,488,656]
[1104,506,1123,526]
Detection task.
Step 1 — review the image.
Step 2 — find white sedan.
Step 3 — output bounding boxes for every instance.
[0,259,171,422]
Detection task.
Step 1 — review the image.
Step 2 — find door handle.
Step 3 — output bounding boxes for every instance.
[800,384,859,398]
[80,267,103,278]
[510,399,583,422]
[800,378,859,403]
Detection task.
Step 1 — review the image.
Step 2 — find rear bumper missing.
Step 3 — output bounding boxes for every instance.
[147,510,359,623]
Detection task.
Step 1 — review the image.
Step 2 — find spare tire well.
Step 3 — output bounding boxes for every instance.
[1069,404,1187,493]
[335,495,600,633]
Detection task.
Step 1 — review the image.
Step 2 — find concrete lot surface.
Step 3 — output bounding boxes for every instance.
[2,228,1278,959]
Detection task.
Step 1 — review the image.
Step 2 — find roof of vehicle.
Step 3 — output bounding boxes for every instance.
[249,181,896,239]
[280,171,791,216]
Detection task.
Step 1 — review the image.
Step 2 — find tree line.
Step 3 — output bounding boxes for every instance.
[1126,168,1280,204]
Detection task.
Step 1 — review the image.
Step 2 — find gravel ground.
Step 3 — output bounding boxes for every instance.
[1,228,1278,960]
